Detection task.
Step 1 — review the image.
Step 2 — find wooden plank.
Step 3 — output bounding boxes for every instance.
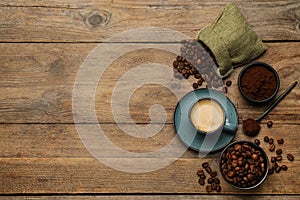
[0,123,299,159]
[0,154,299,194]
[0,42,299,124]
[0,195,299,200]
[0,0,299,42]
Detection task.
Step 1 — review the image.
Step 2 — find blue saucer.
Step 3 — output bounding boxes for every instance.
[174,88,238,153]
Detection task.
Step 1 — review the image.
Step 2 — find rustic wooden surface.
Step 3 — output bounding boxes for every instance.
[0,0,299,198]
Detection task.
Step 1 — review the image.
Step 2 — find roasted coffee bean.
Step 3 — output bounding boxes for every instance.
[287,154,294,161]
[197,169,204,176]
[268,168,274,175]
[216,185,221,192]
[254,139,260,146]
[205,166,212,174]
[221,142,266,188]
[200,174,206,180]
[277,139,284,144]
[202,162,209,168]
[214,178,220,184]
[264,136,269,142]
[194,73,202,79]
[267,121,273,128]
[198,178,205,186]
[222,87,228,94]
[183,73,189,79]
[276,155,282,161]
[206,185,212,193]
[269,144,275,152]
[226,80,232,87]
[176,56,183,62]
[197,79,203,86]
[275,166,281,173]
[207,177,213,184]
[281,165,288,171]
[276,149,282,155]
[271,157,276,163]
[210,171,217,177]
[173,61,179,68]
[272,162,278,169]
[193,83,198,89]
[269,138,274,144]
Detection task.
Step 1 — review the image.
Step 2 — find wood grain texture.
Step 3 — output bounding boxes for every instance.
[0,43,299,124]
[0,196,299,200]
[0,0,299,42]
[0,157,299,194]
[1,0,300,196]
[0,123,299,194]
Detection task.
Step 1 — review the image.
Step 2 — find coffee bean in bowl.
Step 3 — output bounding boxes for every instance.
[219,141,269,189]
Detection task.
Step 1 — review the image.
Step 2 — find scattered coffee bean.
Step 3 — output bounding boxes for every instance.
[197,162,222,193]
[275,166,281,173]
[267,121,273,128]
[269,138,274,144]
[254,139,260,146]
[197,169,204,176]
[276,155,282,161]
[226,80,232,87]
[216,185,222,192]
[277,139,284,144]
[193,82,198,89]
[268,168,274,175]
[276,149,282,155]
[214,178,220,184]
[272,162,278,169]
[207,178,213,184]
[198,178,205,186]
[271,157,277,163]
[211,182,217,190]
[200,174,206,180]
[210,171,217,177]
[281,165,288,171]
[206,185,212,193]
[287,154,294,161]
[205,166,212,174]
[202,162,209,168]
[264,136,269,143]
[222,86,228,94]
[269,144,275,152]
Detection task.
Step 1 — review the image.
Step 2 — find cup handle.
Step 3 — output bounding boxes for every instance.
[223,123,237,133]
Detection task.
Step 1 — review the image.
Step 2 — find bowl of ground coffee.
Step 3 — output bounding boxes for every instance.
[219,141,269,189]
[238,62,280,104]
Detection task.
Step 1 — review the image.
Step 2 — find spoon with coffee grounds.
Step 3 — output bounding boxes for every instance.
[243,81,298,136]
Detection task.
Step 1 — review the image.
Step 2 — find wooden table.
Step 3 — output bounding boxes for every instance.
[0,0,299,199]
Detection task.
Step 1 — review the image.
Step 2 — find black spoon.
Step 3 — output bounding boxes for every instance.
[243,81,298,136]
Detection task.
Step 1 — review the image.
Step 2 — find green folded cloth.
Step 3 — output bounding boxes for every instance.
[197,3,266,77]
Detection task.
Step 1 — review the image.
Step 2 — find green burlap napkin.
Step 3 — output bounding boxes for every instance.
[197,3,266,77]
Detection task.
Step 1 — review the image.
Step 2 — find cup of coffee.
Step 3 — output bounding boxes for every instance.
[189,98,233,134]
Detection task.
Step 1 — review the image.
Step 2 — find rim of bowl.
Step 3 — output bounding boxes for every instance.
[219,140,270,190]
[238,61,280,104]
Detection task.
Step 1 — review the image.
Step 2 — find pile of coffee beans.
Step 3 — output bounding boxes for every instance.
[220,142,267,188]
[197,162,222,193]
[257,136,295,175]
[172,39,228,93]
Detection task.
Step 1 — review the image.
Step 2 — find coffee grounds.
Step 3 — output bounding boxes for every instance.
[243,118,260,136]
[240,66,276,100]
